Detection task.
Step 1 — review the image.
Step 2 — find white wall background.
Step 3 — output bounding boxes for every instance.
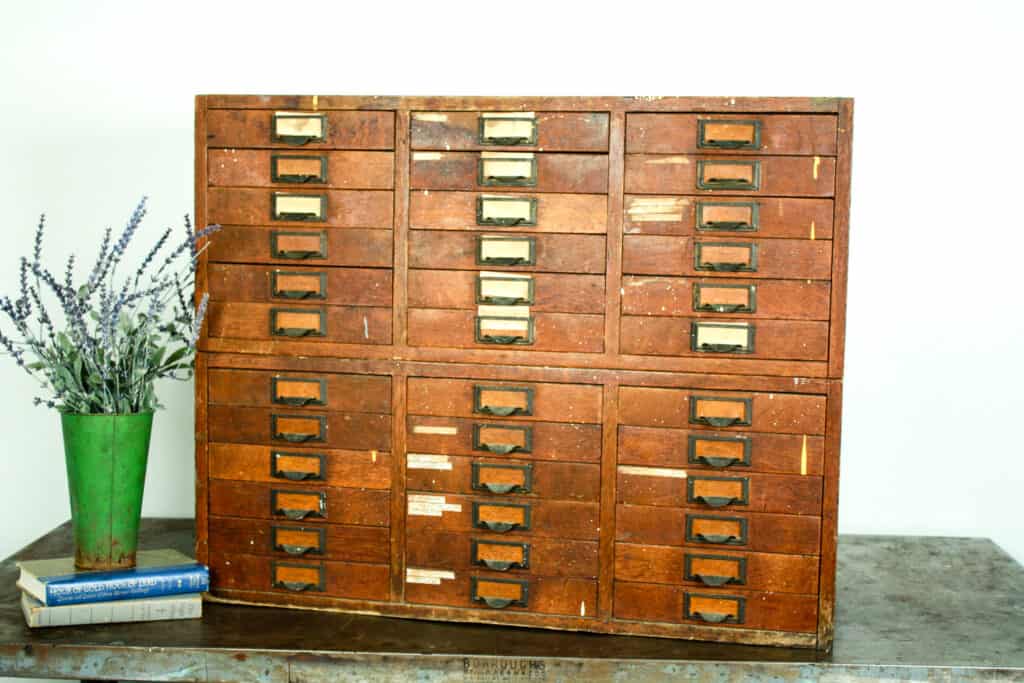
[0,1,1022,678]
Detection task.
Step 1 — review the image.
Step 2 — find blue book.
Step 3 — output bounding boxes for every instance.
[17,549,209,606]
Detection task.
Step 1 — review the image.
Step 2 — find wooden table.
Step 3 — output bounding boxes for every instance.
[1,519,1021,682]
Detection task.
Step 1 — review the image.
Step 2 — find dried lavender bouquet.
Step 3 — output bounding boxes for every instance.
[0,197,219,414]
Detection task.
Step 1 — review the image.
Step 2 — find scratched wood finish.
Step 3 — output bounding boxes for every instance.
[411,111,610,151]
[195,95,852,649]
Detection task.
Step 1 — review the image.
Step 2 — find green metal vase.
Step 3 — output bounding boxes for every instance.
[61,412,153,570]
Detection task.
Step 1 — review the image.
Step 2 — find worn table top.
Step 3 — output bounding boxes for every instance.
[0,519,1021,682]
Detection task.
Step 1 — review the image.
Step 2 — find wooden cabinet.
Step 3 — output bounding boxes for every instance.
[195,95,852,650]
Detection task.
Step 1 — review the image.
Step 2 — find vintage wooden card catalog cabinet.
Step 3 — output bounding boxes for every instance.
[194,95,852,649]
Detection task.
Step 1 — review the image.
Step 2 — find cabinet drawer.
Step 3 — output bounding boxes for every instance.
[622,236,831,280]
[616,467,822,516]
[410,191,607,233]
[210,552,390,601]
[615,544,819,594]
[411,152,608,193]
[206,109,395,150]
[409,308,604,353]
[618,426,825,476]
[209,405,391,451]
[209,443,391,489]
[208,264,392,307]
[209,479,389,527]
[208,150,394,189]
[624,196,833,239]
[409,270,604,314]
[618,387,826,435]
[406,530,598,578]
[620,317,829,361]
[406,572,597,618]
[614,582,818,633]
[616,504,821,555]
[411,111,609,151]
[407,377,602,424]
[625,155,835,197]
[206,302,392,345]
[407,416,601,463]
[207,188,393,229]
[407,455,600,502]
[622,277,830,321]
[626,114,837,155]
[208,515,390,564]
[409,231,605,274]
[407,494,599,541]
[208,227,392,268]
[209,369,391,413]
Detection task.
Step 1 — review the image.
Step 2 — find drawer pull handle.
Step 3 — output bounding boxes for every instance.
[479,216,528,227]
[275,289,318,300]
[703,178,752,189]
[278,543,315,556]
[481,482,519,495]
[479,295,529,306]
[277,134,318,146]
[693,574,735,587]
[274,326,316,337]
[692,610,735,624]
[481,559,514,571]
[277,470,317,481]
[703,220,752,231]
[485,135,531,146]
[275,431,316,443]
[695,416,742,428]
[695,533,738,544]
[277,212,319,221]
[479,442,521,455]
[478,404,523,417]
[482,597,514,609]
[695,455,741,469]
[276,173,320,184]
[699,343,744,353]
[702,139,750,150]
[479,334,527,345]
[277,580,315,592]
[276,396,318,407]
[479,256,528,266]
[695,495,739,508]
[278,508,314,521]
[486,174,530,183]
[479,520,519,533]
[276,249,321,260]
[696,303,745,313]
[697,261,748,272]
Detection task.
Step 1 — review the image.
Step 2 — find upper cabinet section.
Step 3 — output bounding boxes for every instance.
[411,112,610,152]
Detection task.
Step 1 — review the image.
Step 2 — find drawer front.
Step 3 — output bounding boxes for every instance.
[622,236,832,280]
[208,515,390,563]
[206,302,392,345]
[409,270,604,314]
[411,152,608,193]
[209,479,389,526]
[410,231,605,274]
[620,317,829,361]
[405,572,597,618]
[210,552,391,601]
[208,405,391,451]
[409,309,604,353]
[625,114,838,155]
[624,196,833,239]
[407,454,600,502]
[614,582,818,633]
[618,387,826,435]
[206,109,395,150]
[208,443,391,489]
[207,264,392,307]
[616,467,822,516]
[622,277,830,321]
[209,369,391,413]
[411,111,610,151]
[208,150,394,189]
[615,544,819,594]
[616,504,821,555]
[625,155,835,197]
[618,426,825,476]
[406,530,598,578]
[407,416,601,463]
[207,188,393,229]
[208,227,393,268]
[407,494,599,541]
[410,191,607,233]
[407,377,602,424]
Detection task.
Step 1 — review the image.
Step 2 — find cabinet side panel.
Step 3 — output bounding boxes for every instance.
[829,99,853,378]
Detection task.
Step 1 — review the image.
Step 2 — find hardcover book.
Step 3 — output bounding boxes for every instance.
[21,591,202,628]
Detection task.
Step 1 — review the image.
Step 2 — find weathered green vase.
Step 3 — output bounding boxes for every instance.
[61,412,153,570]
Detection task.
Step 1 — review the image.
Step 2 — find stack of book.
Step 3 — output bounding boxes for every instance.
[16,548,208,628]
